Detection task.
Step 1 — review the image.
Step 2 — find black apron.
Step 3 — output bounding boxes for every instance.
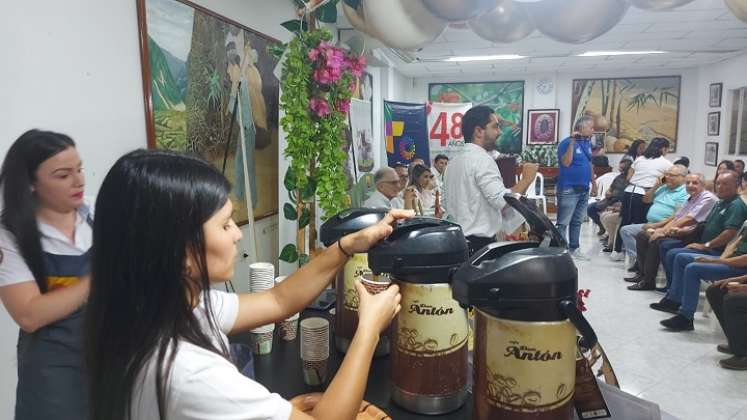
[15,247,90,420]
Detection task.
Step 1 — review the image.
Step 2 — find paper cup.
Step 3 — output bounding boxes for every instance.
[302,358,329,386]
[250,263,275,293]
[279,313,300,341]
[360,274,391,295]
[250,330,274,355]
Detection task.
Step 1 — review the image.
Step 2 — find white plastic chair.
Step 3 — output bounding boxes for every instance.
[589,171,617,204]
[516,172,547,214]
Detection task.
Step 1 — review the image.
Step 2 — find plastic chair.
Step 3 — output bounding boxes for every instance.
[516,172,547,214]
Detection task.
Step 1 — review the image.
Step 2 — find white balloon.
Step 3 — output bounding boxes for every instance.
[423,0,500,21]
[469,1,535,43]
[526,0,630,44]
[363,0,447,50]
[725,0,747,23]
[630,0,694,10]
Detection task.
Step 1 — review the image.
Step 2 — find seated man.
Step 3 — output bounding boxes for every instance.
[364,167,403,209]
[626,173,717,290]
[650,172,747,327]
[706,277,747,370]
[656,222,747,331]
[619,164,689,265]
[588,159,630,237]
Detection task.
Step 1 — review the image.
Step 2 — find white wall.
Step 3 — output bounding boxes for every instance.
[689,53,747,177]
[0,0,294,416]
[407,67,700,169]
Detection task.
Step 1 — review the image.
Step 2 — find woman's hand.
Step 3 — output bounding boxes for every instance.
[355,281,401,335]
[727,283,747,295]
[686,243,707,251]
[695,256,719,263]
[340,209,415,254]
[290,393,322,413]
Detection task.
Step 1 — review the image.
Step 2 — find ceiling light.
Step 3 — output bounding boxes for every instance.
[445,54,527,62]
[577,50,667,57]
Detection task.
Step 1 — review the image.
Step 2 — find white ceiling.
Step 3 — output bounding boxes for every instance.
[340,0,747,77]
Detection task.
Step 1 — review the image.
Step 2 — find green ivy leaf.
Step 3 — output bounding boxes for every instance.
[280,19,308,35]
[315,0,339,23]
[267,43,286,60]
[283,203,298,220]
[298,253,310,267]
[299,207,311,229]
[284,167,298,191]
[279,244,299,263]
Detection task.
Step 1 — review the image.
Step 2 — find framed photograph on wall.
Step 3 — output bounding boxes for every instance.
[709,83,723,108]
[526,109,560,145]
[708,112,721,136]
[705,142,719,167]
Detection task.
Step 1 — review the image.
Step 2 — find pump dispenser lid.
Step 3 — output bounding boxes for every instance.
[368,217,468,282]
[319,208,389,247]
[452,245,577,309]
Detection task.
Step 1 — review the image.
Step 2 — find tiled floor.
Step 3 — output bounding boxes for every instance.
[574,223,747,420]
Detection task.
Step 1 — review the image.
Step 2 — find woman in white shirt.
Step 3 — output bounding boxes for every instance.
[86,149,411,420]
[613,137,672,255]
[0,130,91,419]
[404,164,436,215]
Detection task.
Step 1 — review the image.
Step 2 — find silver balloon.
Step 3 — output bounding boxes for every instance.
[423,0,500,21]
[526,0,630,44]
[630,0,695,10]
[469,1,535,43]
[363,0,447,50]
[726,0,747,23]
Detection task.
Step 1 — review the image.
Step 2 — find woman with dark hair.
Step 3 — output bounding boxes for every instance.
[0,130,91,419]
[405,164,436,214]
[622,139,646,163]
[86,149,410,420]
[611,137,672,262]
[714,160,736,189]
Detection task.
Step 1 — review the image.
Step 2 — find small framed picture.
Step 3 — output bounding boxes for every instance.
[709,83,723,108]
[705,142,719,167]
[708,111,721,136]
[526,109,560,145]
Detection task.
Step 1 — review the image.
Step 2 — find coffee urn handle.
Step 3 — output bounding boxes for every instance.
[560,299,598,349]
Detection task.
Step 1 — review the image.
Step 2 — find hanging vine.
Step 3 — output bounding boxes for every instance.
[277,23,365,266]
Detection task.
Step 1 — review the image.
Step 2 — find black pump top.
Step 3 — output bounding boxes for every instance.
[319,208,388,247]
[452,245,577,312]
[367,217,468,283]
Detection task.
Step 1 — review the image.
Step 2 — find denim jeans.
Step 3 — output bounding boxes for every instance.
[667,253,747,319]
[620,223,644,257]
[556,187,589,250]
[663,247,719,290]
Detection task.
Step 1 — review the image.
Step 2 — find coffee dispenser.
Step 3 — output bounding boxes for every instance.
[320,208,389,355]
[368,218,470,415]
[452,195,597,420]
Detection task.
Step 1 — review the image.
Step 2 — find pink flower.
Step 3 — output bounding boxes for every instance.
[309,97,331,117]
[336,99,350,114]
[345,54,367,78]
[308,47,320,61]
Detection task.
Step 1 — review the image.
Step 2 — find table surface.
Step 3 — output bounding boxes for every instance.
[232,309,472,420]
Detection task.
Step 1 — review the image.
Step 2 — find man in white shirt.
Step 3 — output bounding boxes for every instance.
[444,105,539,254]
[364,167,402,209]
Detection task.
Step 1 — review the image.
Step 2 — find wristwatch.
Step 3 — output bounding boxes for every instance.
[704,242,712,249]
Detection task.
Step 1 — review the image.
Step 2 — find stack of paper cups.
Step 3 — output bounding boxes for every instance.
[300,317,330,385]
[249,263,276,355]
[249,262,275,293]
[280,313,300,341]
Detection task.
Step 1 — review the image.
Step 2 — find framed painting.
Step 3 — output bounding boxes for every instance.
[526,109,559,145]
[571,76,681,153]
[429,81,525,154]
[705,142,719,167]
[708,112,721,136]
[136,0,280,224]
[709,82,723,108]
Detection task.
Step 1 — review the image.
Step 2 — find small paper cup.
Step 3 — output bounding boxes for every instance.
[360,274,391,295]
